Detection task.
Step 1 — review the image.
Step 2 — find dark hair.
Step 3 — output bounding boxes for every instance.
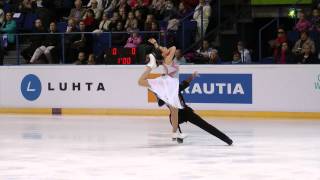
[145,42,164,66]
[152,48,164,61]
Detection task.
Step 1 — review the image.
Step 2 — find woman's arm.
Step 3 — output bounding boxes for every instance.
[164,46,176,65]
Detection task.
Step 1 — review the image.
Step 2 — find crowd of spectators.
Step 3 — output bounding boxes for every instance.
[268,9,320,64]
[0,0,319,65]
[1,0,213,65]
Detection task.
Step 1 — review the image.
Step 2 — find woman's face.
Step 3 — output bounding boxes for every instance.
[277,29,285,37]
[179,2,185,11]
[49,22,56,32]
[151,22,158,30]
[303,45,311,54]
[128,12,134,19]
[116,22,123,30]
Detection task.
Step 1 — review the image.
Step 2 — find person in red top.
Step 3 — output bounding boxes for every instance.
[130,0,150,8]
[83,9,97,31]
[270,28,287,63]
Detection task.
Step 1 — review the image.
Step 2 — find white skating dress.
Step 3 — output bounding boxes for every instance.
[146,54,183,109]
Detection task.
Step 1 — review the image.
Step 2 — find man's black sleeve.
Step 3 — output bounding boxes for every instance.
[179,80,190,91]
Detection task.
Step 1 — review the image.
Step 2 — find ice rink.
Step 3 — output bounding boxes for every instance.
[0,115,320,180]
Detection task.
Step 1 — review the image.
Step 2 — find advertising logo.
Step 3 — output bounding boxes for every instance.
[180,74,252,104]
[315,74,320,90]
[21,74,42,101]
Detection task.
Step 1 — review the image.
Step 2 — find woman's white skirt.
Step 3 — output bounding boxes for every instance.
[147,75,183,109]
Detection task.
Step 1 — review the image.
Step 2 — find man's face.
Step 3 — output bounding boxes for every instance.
[49,23,56,32]
[79,22,85,31]
[6,13,12,21]
[35,20,42,28]
[79,53,85,61]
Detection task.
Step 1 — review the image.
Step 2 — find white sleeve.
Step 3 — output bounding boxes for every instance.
[146,54,157,69]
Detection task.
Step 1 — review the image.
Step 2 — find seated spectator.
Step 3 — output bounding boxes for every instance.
[144,21,159,41]
[309,9,320,32]
[177,2,190,19]
[29,22,60,64]
[276,42,294,64]
[130,0,150,10]
[296,44,318,64]
[87,0,103,10]
[294,11,311,32]
[132,0,149,19]
[124,30,142,48]
[108,11,120,31]
[73,51,87,64]
[0,12,16,50]
[66,21,93,63]
[21,19,46,63]
[173,49,187,64]
[148,0,165,20]
[93,13,111,33]
[232,51,241,64]
[88,53,96,64]
[193,0,211,41]
[0,4,4,26]
[90,0,102,20]
[144,14,155,31]
[208,49,221,64]
[66,18,77,33]
[21,0,36,13]
[112,21,127,46]
[118,7,127,24]
[160,0,178,21]
[117,0,131,14]
[83,9,97,31]
[236,41,251,64]
[125,11,138,31]
[69,0,86,23]
[269,27,287,63]
[134,9,144,30]
[194,40,218,64]
[292,31,316,58]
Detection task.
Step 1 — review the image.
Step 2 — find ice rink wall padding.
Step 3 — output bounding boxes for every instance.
[0,65,320,119]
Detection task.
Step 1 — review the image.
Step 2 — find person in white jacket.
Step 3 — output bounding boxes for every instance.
[193,0,211,40]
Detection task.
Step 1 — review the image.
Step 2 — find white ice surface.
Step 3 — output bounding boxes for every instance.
[0,115,320,180]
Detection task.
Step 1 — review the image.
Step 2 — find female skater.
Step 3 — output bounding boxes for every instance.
[138,38,184,141]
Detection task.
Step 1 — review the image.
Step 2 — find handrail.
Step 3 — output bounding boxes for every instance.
[258,17,279,61]
[9,31,164,36]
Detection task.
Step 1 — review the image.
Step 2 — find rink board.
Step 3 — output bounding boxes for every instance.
[0,65,319,117]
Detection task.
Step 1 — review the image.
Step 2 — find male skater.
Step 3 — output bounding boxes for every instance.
[159,72,233,145]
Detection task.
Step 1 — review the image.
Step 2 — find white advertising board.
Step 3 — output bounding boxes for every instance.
[0,65,319,112]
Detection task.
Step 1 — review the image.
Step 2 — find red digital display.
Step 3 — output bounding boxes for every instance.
[107,48,137,64]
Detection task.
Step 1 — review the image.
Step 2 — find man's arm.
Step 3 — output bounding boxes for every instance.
[179,72,199,91]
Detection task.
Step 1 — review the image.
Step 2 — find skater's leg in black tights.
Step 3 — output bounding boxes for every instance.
[184,108,233,145]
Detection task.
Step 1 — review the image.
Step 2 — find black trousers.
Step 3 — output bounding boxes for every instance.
[178,106,233,145]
